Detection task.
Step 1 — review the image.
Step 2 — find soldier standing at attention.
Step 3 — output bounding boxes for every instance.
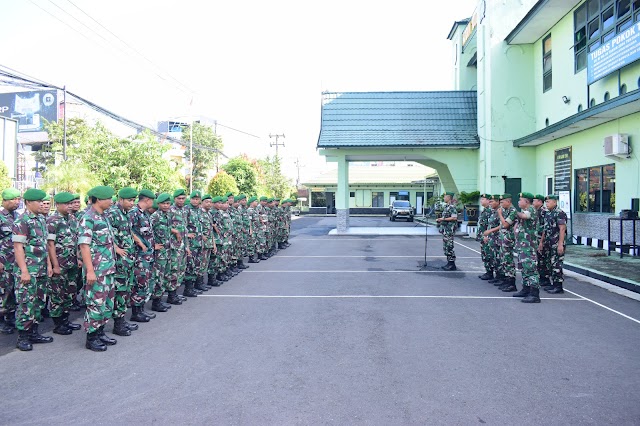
[0,188,21,335]
[540,195,567,294]
[40,194,51,217]
[129,189,160,316]
[247,197,260,263]
[12,188,53,351]
[185,190,205,296]
[437,191,457,271]
[238,195,251,269]
[68,193,84,312]
[150,193,177,306]
[477,194,494,280]
[484,195,503,286]
[533,194,551,289]
[200,194,218,288]
[512,193,541,303]
[256,197,269,260]
[219,197,236,279]
[496,194,518,292]
[46,191,82,335]
[169,189,190,301]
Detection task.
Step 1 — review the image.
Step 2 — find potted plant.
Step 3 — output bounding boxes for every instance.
[457,191,480,226]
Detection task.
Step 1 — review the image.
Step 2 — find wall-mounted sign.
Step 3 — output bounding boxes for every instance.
[587,22,640,84]
[0,90,58,133]
[462,1,485,46]
[559,191,572,219]
[554,146,572,193]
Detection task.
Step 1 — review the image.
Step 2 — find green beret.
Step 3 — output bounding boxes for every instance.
[267,197,274,202]
[225,192,234,198]
[2,188,20,200]
[138,189,156,199]
[212,196,224,203]
[90,186,115,200]
[54,191,74,204]
[518,192,534,200]
[492,194,501,200]
[259,196,268,201]
[84,195,89,204]
[190,190,201,199]
[202,194,212,201]
[111,196,117,202]
[444,192,455,197]
[500,193,512,200]
[533,194,545,201]
[545,194,559,200]
[480,193,492,199]
[43,194,51,202]
[248,196,257,203]
[23,188,47,201]
[152,199,158,209]
[273,198,280,202]
[118,187,138,199]
[157,193,171,204]
[237,194,246,201]
[173,189,186,198]
[72,193,80,200]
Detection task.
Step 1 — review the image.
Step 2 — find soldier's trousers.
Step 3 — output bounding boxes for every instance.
[168,246,186,291]
[499,236,516,278]
[201,248,212,276]
[14,274,47,331]
[49,267,78,318]
[480,240,492,272]
[113,269,133,320]
[517,248,540,288]
[132,254,154,306]
[185,247,202,281]
[151,248,170,299]
[0,269,16,315]
[544,244,565,284]
[537,245,551,281]
[84,274,115,333]
[441,230,456,262]
[208,245,220,275]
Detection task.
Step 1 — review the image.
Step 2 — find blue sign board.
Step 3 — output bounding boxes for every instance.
[0,90,58,133]
[587,22,640,84]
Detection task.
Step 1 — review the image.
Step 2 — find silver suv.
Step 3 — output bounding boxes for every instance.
[389,200,414,222]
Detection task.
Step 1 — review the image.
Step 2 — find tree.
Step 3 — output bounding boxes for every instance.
[221,156,260,196]
[182,122,224,189]
[0,160,13,190]
[258,156,294,199]
[41,161,100,197]
[207,170,239,197]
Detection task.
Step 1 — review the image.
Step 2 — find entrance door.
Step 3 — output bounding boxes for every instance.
[546,176,553,196]
[505,178,521,197]
[416,192,424,215]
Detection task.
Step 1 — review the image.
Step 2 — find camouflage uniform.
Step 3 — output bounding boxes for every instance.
[232,206,243,262]
[208,208,222,276]
[246,205,259,258]
[255,203,268,256]
[201,206,215,279]
[542,206,567,286]
[46,210,79,318]
[168,205,188,291]
[438,203,457,262]
[240,205,251,257]
[150,208,171,299]
[12,211,48,331]
[78,207,117,333]
[0,208,17,319]
[185,203,204,281]
[514,206,540,288]
[219,208,234,271]
[498,206,517,279]
[129,205,155,306]
[536,205,550,282]
[266,206,276,252]
[486,208,501,274]
[105,203,135,320]
[476,206,493,273]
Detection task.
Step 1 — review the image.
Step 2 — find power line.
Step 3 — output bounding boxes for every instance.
[269,133,285,158]
[217,122,261,139]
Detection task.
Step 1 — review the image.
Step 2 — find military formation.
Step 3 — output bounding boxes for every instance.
[0,186,294,352]
[476,192,567,304]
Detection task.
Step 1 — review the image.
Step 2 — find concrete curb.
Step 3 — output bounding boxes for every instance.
[565,261,640,295]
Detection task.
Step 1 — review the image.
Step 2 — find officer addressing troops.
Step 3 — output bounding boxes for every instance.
[437,191,457,271]
[0,188,21,335]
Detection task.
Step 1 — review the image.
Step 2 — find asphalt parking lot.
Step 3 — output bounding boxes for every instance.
[1,216,639,425]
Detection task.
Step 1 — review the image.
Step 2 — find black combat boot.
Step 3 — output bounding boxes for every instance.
[52,316,72,335]
[500,278,517,292]
[278,242,286,249]
[140,305,156,319]
[166,291,182,305]
[195,276,209,292]
[441,261,457,271]
[130,306,150,322]
[545,282,564,294]
[97,325,117,345]
[112,317,131,336]
[124,320,139,331]
[488,274,504,284]
[86,331,107,352]
[237,259,249,270]
[63,313,81,331]
[0,316,14,335]
[4,313,16,331]
[202,274,213,290]
[539,276,551,288]
[217,272,228,283]
[183,280,199,298]
[209,273,221,287]
[478,270,494,280]
[248,255,259,263]
[151,298,169,312]
[16,330,33,351]
[522,287,541,303]
[29,324,54,344]
[259,252,269,260]
[512,285,530,298]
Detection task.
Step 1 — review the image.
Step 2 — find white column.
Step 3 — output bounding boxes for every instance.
[336,156,349,233]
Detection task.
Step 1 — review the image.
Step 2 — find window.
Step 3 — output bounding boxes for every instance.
[575,164,616,213]
[578,104,583,112]
[311,191,326,207]
[372,192,384,207]
[604,91,610,101]
[543,34,552,91]
[349,192,355,198]
[590,98,596,107]
[574,0,640,72]
[620,83,627,94]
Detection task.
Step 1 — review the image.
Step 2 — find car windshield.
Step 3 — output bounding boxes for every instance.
[394,201,410,207]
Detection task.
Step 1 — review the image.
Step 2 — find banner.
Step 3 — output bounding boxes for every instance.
[0,90,58,132]
[587,22,640,84]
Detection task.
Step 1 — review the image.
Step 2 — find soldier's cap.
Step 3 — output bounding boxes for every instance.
[500,193,512,200]
[43,194,51,202]
[84,195,89,204]
[518,192,534,200]
[202,194,212,201]
[225,192,234,198]
[90,186,115,200]
[237,194,247,201]
[491,194,501,200]
[212,196,224,203]
[152,199,158,209]
[72,193,80,201]
[118,187,138,199]
[480,193,492,199]
[533,194,545,201]
[173,188,186,198]
[54,191,74,204]
[259,196,268,201]
[267,197,274,202]
[545,194,559,201]
[138,189,156,200]
[248,196,257,203]
[444,191,455,197]
[190,190,201,199]
[1,188,20,201]
[23,188,47,201]
[157,193,171,204]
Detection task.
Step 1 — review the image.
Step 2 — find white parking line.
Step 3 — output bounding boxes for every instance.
[244,270,483,274]
[198,294,585,300]
[272,256,479,259]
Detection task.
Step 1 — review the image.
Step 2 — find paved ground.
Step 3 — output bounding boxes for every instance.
[1,217,640,425]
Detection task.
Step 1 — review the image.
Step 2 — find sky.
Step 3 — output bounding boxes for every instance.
[0,0,478,183]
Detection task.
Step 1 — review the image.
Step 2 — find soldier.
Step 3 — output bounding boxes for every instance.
[46,191,82,335]
[266,198,278,258]
[540,195,567,294]
[484,195,503,286]
[437,191,457,271]
[41,193,51,217]
[150,193,178,306]
[476,194,494,280]
[105,187,140,337]
[246,196,260,263]
[185,190,206,296]
[218,196,236,279]
[130,189,162,315]
[12,188,53,351]
[282,199,292,248]
[533,194,551,289]
[147,198,158,215]
[200,194,219,288]
[168,189,190,300]
[496,194,518,292]
[78,186,118,351]
[208,196,227,284]
[236,194,250,270]
[0,188,20,334]
[69,193,84,312]
[256,196,269,260]
[512,192,541,303]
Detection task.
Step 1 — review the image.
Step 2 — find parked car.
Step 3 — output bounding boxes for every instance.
[389,200,414,222]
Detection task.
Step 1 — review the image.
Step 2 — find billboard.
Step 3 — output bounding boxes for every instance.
[587,22,640,84]
[0,90,58,132]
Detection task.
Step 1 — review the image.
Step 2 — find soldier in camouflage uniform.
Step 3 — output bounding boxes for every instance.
[255,197,269,260]
[484,195,504,286]
[266,198,279,257]
[210,196,229,283]
[496,194,518,292]
[533,194,551,289]
[130,189,161,316]
[78,186,118,351]
[68,193,84,312]
[185,190,206,296]
[200,194,220,288]
[105,187,140,337]
[150,193,178,305]
[12,188,53,351]
[168,189,190,301]
[0,188,20,334]
[512,192,541,303]
[237,195,250,270]
[282,199,292,247]
[540,195,567,294]
[437,192,458,271]
[46,192,82,336]
[219,197,236,279]
[247,197,260,263]
[476,194,494,280]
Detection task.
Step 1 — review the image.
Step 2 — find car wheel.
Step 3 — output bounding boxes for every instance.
[389,216,393,221]
[391,216,395,222]
[408,218,413,222]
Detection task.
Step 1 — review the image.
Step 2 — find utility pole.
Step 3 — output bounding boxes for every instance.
[294,157,304,187]
[269,133,285,158]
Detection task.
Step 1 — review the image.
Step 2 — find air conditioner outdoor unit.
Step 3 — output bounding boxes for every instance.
[604,134,629,157]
